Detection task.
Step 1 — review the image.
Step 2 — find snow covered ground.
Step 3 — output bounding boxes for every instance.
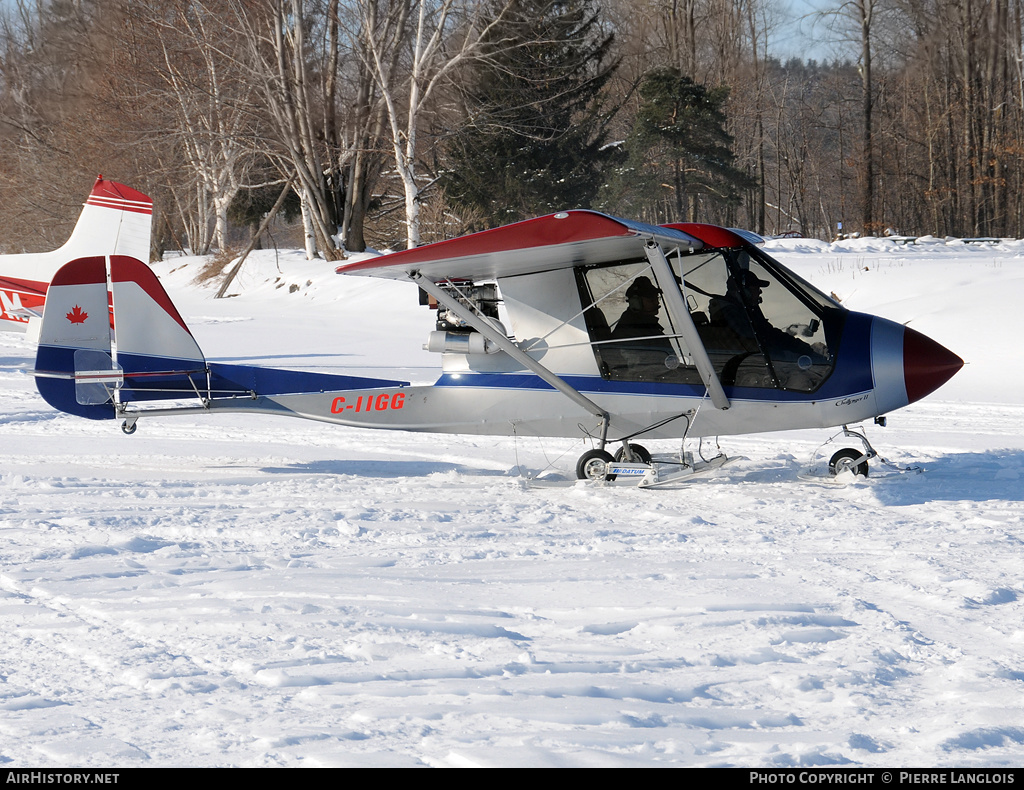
[1,238,1023,767]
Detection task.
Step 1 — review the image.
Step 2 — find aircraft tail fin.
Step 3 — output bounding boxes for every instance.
[33,256,408,421]
[60,177,154,264]
[33,255,207,420]
[1,177,153,331]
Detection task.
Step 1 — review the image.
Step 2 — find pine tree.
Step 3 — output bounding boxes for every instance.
[601,67,755,225]
[443,0,618,226]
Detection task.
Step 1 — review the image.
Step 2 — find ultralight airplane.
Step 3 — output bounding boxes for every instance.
[0,177,152,338]
[30,210,963,486]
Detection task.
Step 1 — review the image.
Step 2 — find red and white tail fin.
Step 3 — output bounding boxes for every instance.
[0,176,153,334]
[56,178,153,263]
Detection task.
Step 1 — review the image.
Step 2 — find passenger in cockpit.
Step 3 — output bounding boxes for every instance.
[611,276,668,344]
[608,275,677,378]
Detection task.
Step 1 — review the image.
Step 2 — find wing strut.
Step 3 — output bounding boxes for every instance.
[643,241,731,410]
[411,272,611,447]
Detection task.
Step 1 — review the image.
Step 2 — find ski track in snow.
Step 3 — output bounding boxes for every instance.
[1,245,1023,766]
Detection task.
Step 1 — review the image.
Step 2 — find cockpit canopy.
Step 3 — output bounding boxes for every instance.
[575,245,844,393]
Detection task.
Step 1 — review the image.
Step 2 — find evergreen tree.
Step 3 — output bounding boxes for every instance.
[443,0,618,226]
[601,67,755,225]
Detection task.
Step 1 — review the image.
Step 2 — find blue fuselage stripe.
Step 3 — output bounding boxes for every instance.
[434,312,875,403]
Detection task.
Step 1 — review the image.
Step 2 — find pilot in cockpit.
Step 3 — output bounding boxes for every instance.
[710,267,829,388]
[725,270,824,357]
[710,269,771,348]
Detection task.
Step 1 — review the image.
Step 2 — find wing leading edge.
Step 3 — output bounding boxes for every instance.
[336,210,708,282]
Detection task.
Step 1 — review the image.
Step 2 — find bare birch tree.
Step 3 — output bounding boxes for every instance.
[354,0,514,249]
[222,0,345,260]
[123,1,261,253]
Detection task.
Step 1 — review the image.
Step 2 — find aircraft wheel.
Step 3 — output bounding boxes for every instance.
[576,449,615,481]
[829,448,868,477]
[614,444,651,464]
[121,421,137,436]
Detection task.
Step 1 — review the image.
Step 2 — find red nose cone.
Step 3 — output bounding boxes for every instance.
[903,326,963,403]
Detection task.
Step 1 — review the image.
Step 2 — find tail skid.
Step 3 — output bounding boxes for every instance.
[33,256,407,423]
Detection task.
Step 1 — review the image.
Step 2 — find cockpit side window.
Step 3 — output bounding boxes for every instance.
[718,251,836,391]
[674,251,777,388]
[575,261,702,384]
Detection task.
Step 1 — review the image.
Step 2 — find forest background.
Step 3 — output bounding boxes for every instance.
[1,0,1019,260]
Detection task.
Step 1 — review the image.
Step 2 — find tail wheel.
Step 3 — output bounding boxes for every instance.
[829,448,869,477]
[614,443,651,465]
[576,449,615,481]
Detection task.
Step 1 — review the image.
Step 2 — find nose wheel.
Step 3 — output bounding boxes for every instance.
[829,448,869,477]
[826,425,877,477]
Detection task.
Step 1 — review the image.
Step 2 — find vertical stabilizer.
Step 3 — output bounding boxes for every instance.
[1,177,153,331]
[34,255,209,418]
[59,178,153,264]
[33,256,116,419]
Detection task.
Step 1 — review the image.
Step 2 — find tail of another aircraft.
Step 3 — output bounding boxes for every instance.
[33,255,406,422]
[0,177,152,333]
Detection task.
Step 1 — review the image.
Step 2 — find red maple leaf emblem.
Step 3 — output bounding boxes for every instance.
[66,305,88,324]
